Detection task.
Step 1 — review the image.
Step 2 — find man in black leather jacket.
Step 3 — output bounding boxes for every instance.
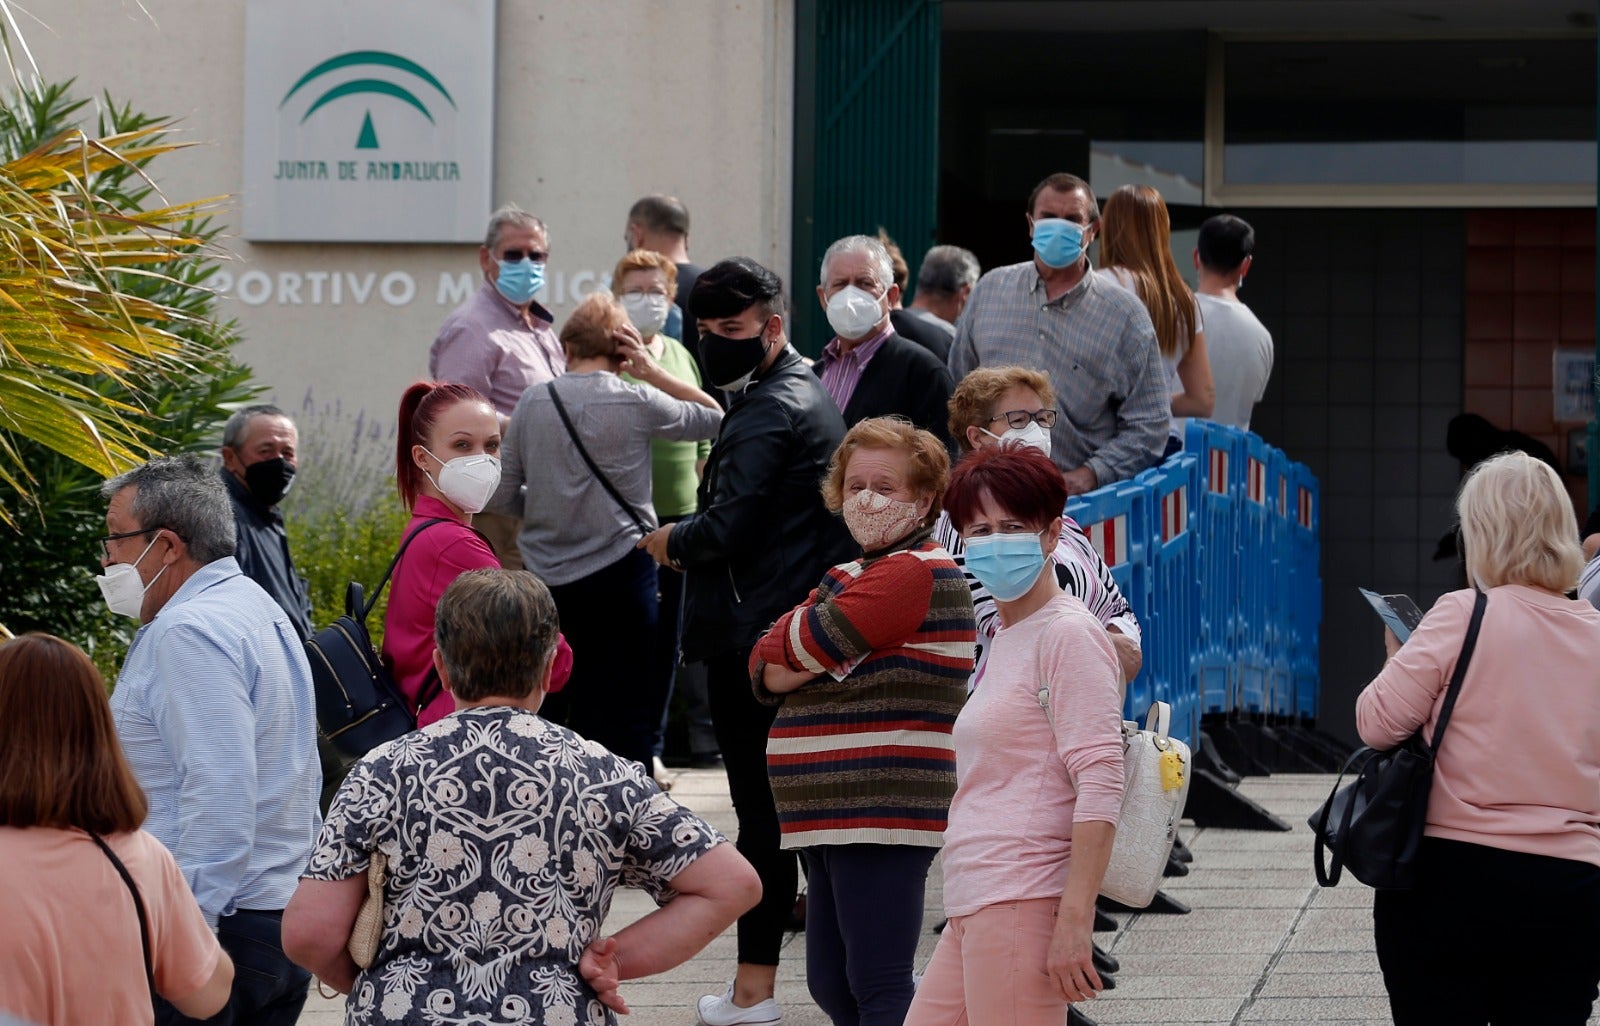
[639,257,852,1025]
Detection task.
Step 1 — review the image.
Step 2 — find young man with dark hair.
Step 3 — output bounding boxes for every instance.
[638,257,853,1026]
[1194,214,1273,431]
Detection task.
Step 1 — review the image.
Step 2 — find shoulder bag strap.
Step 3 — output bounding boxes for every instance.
[1427,589,1488,756]
[360,517,452,620]
[545,381,652,535]
[90,833,156,1002]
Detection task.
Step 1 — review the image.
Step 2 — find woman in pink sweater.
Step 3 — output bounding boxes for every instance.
[1356,451,1600,1026]
[904,444,1124,1026]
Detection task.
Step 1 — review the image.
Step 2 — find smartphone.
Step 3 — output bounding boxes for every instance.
[1359,588,1426,643]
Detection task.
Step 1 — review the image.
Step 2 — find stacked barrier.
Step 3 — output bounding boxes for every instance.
[1065,421,1322,747]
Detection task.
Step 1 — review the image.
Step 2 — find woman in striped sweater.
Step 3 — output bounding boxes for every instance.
[750,417,977,1026]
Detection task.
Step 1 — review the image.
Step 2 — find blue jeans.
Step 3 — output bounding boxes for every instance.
[802,844,937,1026]
[154,909,310,1026]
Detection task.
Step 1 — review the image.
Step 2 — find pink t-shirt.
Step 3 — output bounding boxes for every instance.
[381,496,573,726]
[1357,585,1600,867]
[0,827,222,1025]
[940,592,1125,918]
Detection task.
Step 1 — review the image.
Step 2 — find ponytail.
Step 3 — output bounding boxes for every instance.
[395,381,491,510]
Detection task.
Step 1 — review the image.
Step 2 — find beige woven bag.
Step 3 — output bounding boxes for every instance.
[347,851,387,969]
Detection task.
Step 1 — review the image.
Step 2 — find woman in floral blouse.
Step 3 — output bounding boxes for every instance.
[284,569,760,1026]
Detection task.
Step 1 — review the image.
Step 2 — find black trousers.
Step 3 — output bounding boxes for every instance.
[544,547,659,768]
[706,647,797,966]
[1374,837,1600,1026]
[154,909,309,1026]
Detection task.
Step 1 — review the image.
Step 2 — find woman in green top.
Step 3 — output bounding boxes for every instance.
[615,249,718,789]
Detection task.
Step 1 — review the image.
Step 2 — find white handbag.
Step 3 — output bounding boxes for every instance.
[1037,657,1192,908]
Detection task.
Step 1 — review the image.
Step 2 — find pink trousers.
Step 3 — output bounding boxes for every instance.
[903,898,1077,1026]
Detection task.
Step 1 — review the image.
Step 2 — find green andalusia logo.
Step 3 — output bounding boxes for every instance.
[274,50,462,182]
[281,50,455,149]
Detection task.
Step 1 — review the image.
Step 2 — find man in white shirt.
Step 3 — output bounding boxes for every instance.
[1194,215,1273,432]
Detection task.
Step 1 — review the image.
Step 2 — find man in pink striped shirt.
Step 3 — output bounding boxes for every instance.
[812,235,955,454]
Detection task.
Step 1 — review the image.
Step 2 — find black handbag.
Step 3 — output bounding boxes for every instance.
[1309,589,1487,889]
[304,518,449,759]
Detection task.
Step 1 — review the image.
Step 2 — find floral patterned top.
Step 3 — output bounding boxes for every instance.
[304,706,725,1026]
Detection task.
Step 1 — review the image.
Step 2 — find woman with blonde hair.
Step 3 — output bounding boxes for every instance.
[0,633,234,1025]
[939,366,1143,684]
[750,416,976,1026]
[489,289,722,769]
[613,248,718,785]
[1356,450,1600,1025]
[1099,184,1213,452]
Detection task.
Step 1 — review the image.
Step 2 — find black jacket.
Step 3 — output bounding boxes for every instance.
[671,346,854,660]
[815,332,956,453]
[221,468,313,640]
[891,307,955,364]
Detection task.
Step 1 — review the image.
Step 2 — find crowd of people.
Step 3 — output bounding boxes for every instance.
[7,169,1598,1026]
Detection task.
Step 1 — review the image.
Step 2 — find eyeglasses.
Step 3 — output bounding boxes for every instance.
[99,527,157,561]
[620,288,670,300]
[98,526,183,561]
[500,249,547,264]
[988,408,1058,431]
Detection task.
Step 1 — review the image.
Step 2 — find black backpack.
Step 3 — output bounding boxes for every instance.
[305,518,449,759]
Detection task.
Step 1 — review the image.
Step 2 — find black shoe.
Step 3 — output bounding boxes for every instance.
[689,751,724,769]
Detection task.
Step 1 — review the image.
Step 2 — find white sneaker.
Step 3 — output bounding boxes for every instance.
[696,984,781,1025]
[651,756,677,791]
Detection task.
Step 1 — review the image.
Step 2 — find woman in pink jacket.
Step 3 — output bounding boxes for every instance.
[383,381,570,726]
[1356,450,1600,1026]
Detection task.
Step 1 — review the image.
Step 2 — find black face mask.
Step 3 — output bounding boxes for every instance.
[698,326,773,391]
[244,456,296,507]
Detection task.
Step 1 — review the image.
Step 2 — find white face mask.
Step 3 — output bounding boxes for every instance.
[982,419,1052,458]
[620,292,671,338]
[825,284,886,340]
[96,535,166,620]
[422,448,502,514]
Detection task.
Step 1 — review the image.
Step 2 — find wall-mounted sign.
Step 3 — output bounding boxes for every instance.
[242,0,495,242]
[1553,348,1596,423]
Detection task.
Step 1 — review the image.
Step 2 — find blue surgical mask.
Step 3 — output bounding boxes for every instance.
[494,257,545,305]
[1031,218,1086,269]
[963,529,1049,602]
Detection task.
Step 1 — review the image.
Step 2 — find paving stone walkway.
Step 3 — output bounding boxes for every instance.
[299,770,1600,1026]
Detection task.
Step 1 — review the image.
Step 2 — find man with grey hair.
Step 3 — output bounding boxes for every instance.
[430,203,565,569]
[219,404,311,640]
[102,455,321,1026]
[910,244,980,327]
[813,233,955,451]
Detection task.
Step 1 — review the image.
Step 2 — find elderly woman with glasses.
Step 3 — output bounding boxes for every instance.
[935,366,1142,685]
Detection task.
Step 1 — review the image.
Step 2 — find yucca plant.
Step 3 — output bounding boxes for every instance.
[0,79,258,664]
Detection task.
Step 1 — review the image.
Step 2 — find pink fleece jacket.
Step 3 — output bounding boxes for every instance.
[1357,585,1600,867]
[940,593,1125,918]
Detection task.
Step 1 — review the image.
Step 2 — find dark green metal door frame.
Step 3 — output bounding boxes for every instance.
[791,0,942,358]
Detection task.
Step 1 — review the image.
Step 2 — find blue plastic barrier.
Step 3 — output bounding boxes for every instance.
[1183,420,1244,715]
[1266,448,1298,717]
[1235,434,1273,713]
[1062,421,1322,735]
[1130,454,1201,749]
[1291,464,1322,720]
[1066,479,1152,717]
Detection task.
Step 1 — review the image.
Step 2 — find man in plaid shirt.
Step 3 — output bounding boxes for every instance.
[948,172,1169,495]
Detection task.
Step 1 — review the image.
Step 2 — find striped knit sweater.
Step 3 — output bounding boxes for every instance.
[751,530,977,849]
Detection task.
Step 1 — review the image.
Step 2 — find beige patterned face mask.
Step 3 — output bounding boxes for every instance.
[842,489,923,551]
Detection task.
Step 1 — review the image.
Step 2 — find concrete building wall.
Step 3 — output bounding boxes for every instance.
[28,1,794,423]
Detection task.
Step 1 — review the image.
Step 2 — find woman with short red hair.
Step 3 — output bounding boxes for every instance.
[905,444,1125,1026]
